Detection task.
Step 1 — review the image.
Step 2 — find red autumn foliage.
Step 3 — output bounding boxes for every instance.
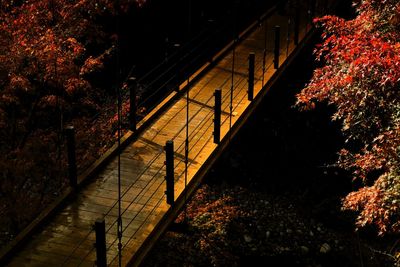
[0,0,144,240]
[297,0,400,235]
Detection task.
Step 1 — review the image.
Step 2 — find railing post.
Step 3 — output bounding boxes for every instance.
[129,77,137,131]
[213,89,222,144]
[65,126,77,189]
[274,25,281,69]
[294,0,300,46]
[164,140,174,205]
[248,53,255,101]
[95,218,107,267]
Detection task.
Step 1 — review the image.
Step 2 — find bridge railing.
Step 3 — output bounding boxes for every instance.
[116,0,337,265]
[125,0,334,132]
[60,0,337,266]
[129,12,239,124]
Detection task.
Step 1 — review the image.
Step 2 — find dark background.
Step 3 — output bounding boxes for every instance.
[119,0,276,77]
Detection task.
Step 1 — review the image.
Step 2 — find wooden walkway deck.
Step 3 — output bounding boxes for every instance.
[5,2,332,267]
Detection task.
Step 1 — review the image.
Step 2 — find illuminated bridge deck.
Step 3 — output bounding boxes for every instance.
[4,2,333,267]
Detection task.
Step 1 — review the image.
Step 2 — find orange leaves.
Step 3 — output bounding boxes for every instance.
[0,0,147,126]
[1,94,18,105]
[343,171,400,235]
[297,0,400,235]
[64,78,91,97]
[66,37,85,57]
[39,95,58,108]
[80,56,104,76]
[9,74,31,93]
[342,186,388,233]
[344,75,353,84]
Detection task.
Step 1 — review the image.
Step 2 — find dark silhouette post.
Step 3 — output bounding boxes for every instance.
[274,25,281,69]
[165,140,174,205]
[129,77,137,131]
[213,89,222,144]
[248,53,255,101]
[65,126,77,189]
[95,218,107,267]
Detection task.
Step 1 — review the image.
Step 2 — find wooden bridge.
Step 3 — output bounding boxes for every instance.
[2,1,336,266]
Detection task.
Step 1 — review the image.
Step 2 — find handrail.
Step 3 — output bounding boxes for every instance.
[136,25,211,83]
[136,25,228,108]
[136,20,230,92]
[127,6,277,118]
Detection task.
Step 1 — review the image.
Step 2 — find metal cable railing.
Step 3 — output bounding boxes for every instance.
[105,40,266,263]
[133,17,233,108]
[59,50,237,264]
[108,67,256,264]
[107,5,291,265]
[53,1,340,266]
[120,5,266,125]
